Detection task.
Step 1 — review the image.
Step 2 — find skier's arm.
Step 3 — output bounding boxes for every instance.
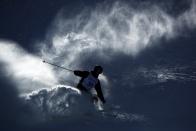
[95,81,106,104]
[74,70,89,77]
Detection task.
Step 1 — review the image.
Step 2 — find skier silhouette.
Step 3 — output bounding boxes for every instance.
[74,65,106,104]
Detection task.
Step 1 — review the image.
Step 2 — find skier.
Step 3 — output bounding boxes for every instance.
[74,65,106,104]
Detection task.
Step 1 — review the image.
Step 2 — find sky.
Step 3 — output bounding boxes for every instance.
[0,0,196,131]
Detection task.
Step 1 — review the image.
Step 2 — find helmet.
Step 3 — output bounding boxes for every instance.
[93,65,103,74]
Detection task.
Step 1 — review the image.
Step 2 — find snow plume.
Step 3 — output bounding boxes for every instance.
[22,85,145,122]
[0,40,58,93]
[42,0,195,65]
[38,1,196,89]
[22,85,81,120]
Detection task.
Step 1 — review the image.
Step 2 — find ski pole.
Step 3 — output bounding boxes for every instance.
[42,60,74,72]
